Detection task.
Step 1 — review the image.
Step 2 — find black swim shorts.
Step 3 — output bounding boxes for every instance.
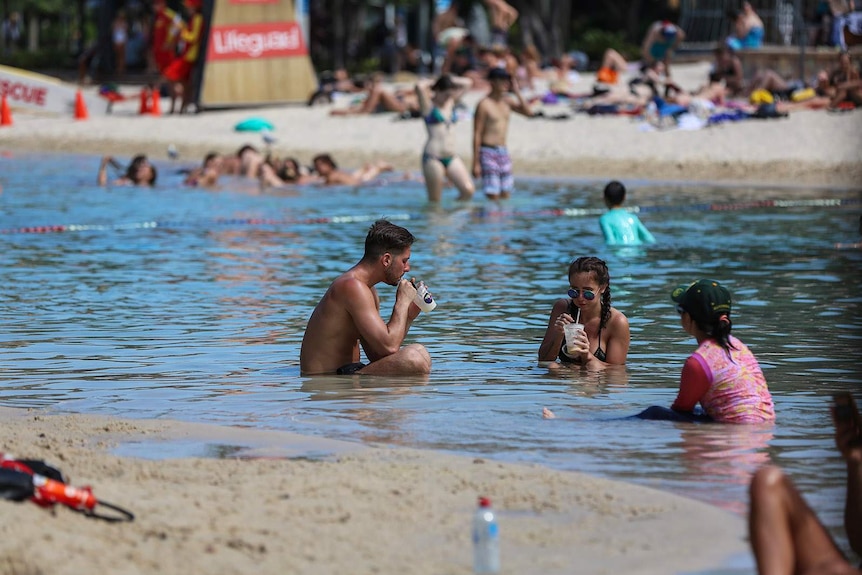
[336,362,366,375]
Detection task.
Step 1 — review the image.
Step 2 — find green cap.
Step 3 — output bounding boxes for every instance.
[671,279,732,325]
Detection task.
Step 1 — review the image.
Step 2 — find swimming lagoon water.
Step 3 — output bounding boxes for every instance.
[1,152,861,558]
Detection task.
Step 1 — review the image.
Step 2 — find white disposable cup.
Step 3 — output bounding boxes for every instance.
[563,322,584,354]
[414,282,437,312]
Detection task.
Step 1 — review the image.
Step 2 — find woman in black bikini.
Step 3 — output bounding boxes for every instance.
[538,256,631,369]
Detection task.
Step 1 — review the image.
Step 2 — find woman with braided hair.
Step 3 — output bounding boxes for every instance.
[538,256,630,369]
[638,279,775,423]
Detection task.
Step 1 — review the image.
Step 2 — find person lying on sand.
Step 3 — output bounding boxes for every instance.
[330,73,420,117]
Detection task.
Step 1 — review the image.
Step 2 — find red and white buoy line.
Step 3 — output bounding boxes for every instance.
[1,198,858,235]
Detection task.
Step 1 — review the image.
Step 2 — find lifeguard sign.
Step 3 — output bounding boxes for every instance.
[197,0,317,108]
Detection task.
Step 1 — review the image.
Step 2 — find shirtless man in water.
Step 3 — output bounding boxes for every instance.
[472,67,531,199]
[299,219,432,376]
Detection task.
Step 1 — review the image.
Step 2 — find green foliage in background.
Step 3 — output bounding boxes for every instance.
[0,48,70,69]
[5,0,69,15]
[570,28,640,63]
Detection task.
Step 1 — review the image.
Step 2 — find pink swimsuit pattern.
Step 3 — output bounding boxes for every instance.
[691,335,775,423]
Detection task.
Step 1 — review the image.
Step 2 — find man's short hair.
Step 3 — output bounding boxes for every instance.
[487,67,511,81]
[363,219,415,260]
[237,144,257,157]
[603,180,626,206]
[312,153,337,169]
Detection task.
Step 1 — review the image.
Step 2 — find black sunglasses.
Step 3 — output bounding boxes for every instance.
[568,288,596,301]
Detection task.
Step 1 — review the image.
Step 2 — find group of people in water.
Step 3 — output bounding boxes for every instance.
[95,62,537,204]
[299,218,773,425]
[95,145,395,191]
[299,217,860,574]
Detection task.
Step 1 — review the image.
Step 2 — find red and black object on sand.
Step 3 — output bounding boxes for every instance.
[0,453,134,522]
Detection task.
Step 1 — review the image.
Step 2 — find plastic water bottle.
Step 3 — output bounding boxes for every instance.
[472,496,499,574]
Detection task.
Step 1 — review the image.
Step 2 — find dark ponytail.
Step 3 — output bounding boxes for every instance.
[694,313,736,355]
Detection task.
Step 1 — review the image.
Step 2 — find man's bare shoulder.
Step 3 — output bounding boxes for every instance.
[329,171,360,186]
[330,271,366,292]
[330,271,377,301]
[475,96,491,113]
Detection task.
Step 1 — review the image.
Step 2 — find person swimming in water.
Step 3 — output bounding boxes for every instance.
[183,152,222,188]
[312,153,393,186]
[537,256,631,369]
[97,154,158,187]
[599,180,656,246]
[638,279,775,423]
[415,74,475,202]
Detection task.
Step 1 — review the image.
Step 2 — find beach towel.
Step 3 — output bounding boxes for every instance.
[707,109,750,125]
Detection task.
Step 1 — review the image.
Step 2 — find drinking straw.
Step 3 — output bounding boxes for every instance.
[575,308,581,324]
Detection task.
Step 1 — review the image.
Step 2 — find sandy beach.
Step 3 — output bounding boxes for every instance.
[1,59,858,574]
[1,61,861,189]
[0,407,749,575]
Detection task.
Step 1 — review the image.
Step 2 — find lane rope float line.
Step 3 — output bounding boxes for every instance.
[1,199,859,235]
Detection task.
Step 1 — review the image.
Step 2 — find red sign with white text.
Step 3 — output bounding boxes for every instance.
[207,21,306,61]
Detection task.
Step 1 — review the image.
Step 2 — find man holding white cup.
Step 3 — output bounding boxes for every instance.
[300,219,432,376]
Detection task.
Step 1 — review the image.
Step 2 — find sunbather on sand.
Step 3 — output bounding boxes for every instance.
[828,50,862,109]
[330,73,420,117]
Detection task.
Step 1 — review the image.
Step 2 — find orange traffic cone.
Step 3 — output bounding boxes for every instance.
[138,87,151,115]
[0,95,12,127]
[150,87,161,116]
[74,90,89,120]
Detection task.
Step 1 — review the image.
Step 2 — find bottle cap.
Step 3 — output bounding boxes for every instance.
[478,496,491,507]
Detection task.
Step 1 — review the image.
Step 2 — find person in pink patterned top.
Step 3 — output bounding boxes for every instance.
[638,279,775,423]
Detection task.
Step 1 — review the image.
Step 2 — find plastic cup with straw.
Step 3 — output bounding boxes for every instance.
[563,308,584,355]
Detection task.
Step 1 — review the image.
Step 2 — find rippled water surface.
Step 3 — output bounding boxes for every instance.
[2,152,861,559]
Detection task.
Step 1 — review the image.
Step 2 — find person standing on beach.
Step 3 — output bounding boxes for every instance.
[483,0,518,46]
[641,19,685,77]
[149,0,180,75]
[162,0,204,114]
[300,219,432,376]
[538,256,631,369]
[472,67,532,200]
[599,180,656,246]
[416,74,475,202]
